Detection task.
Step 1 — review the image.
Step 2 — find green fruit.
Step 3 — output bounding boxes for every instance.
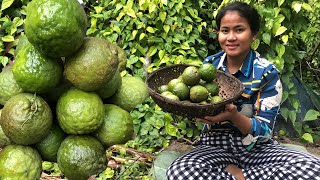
[182,66,201,86]
[0,109,11,148]
[160,91,173,96]
[116,45,127,72]
[35,124,66,162]
[64,37,119,91]
[0,93,52,145]
[158,84,169,94]
[0,145,42,179]
[108,76,149,112]
[172,82,189,101]
[167,78,182,92]
[12,42,63,94]
[189,85,209,103]
[57,135,107,180]
[164,94,180,101]
[211,95,224,103]
[204,82,220,96]
[56,88,105,134]
[199,63,217,82]
[15,34,29,55]
[93,104,133,148]
[0,65,23,105]
[96,69,122,99]
[24,0,87,58]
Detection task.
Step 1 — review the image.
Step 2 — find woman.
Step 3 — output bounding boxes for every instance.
[166,2,320,180]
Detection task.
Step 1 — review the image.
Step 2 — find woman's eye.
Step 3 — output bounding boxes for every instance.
[220,29,228,33]
[236,28,244,32]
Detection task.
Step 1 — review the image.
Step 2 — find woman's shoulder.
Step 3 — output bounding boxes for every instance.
[253,52,280,81]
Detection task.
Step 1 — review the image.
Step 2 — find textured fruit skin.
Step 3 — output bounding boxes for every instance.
[12,42,63,94]
[182,66,201,86]
[172,82,189,101]
[56,88,105,134]
[35,124,66,162]
[64,37,119,91]
[0,65,23,105]
[24,0,87,58]
[0,145,42,180]
[93,104,133,148]
[199,63,217,82]
[108,76,149,112]
[0,93,52,145]
[57,135,107,180]
[189,85,209,103]
[96,69,122,99]
[0,109,11,148]
[116,45,127,72]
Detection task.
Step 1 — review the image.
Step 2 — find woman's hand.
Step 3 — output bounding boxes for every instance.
[196,104,238,124]
[196,103,252,134]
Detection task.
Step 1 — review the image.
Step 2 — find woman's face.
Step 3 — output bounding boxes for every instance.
[218,11,256,61]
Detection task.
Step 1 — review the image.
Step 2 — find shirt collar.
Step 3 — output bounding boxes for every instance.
[217,50,255,77]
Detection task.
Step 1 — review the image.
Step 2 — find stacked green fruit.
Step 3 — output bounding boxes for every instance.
[0,0,149,179]
[158,64,224,104]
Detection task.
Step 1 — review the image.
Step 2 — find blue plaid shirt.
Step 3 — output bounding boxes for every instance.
[203,50,283,150]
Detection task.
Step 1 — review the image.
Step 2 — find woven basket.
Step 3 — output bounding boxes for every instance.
[146,64,244,118]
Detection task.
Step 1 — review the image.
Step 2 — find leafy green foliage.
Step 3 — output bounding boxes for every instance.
[0,0,28,66]
[85,0,208,76]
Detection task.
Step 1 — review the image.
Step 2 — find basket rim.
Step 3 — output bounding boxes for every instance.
[146,64,244,109]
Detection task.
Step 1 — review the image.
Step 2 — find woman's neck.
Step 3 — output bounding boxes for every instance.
[226,51,250,74]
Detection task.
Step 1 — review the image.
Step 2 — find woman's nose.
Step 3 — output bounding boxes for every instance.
[227,32,236,41]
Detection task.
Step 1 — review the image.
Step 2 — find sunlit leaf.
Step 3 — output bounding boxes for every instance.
[292,1,302,13]
[2,35,14,42]
[148,46,158,57]
[1,0,14,11]
[275,26,287,36]
[302,133,313,143]
[126,8,136,18]
[281,35,288,44]
[146,27,156,33]
[304,109,320,121]
[251,39,260,50]
[159,12,166,23]
[158,50,165,59]
[163,25,170,33]
[302,3,312,11]
[139,33,146,40]
[278,0,285,7]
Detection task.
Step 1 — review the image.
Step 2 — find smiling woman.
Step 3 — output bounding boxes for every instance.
[166,2,320,180]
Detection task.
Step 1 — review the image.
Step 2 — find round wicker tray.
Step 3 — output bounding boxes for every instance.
[146,64,244,118]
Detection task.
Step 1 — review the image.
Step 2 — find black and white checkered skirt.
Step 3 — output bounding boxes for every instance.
[167,131,320,180]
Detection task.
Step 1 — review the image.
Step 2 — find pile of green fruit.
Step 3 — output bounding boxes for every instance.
[158,64,224,104]
[0,0,149,179]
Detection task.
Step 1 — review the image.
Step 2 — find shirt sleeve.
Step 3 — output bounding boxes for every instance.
[242,66,283,150]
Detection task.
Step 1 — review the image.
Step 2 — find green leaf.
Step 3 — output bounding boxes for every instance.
[148,46,157,57]
[1,0,14,11]
[129,30,138,40]
[280,107,290,121]
[159,12,166,23]
[165,123,177,137]
[184,16,193,22]
[1,35,14,42]
[251,39,260,50]
[148,2,157,13]
[126,8,136,18]
[275,26,287,37]
[302,133,313,143]
[302,3,312,11]
[262,32,271,45]
[160,0,168,6]
[163,25,170,34]
[146,27,156,33]
[275,44,285,58]
[304,109,320,121]
[281,35,288,44]
[289,111,296,124]
[278,0,285,7]
[292,1,302,13]
[158,50,165,59]
[139,33,146,40]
